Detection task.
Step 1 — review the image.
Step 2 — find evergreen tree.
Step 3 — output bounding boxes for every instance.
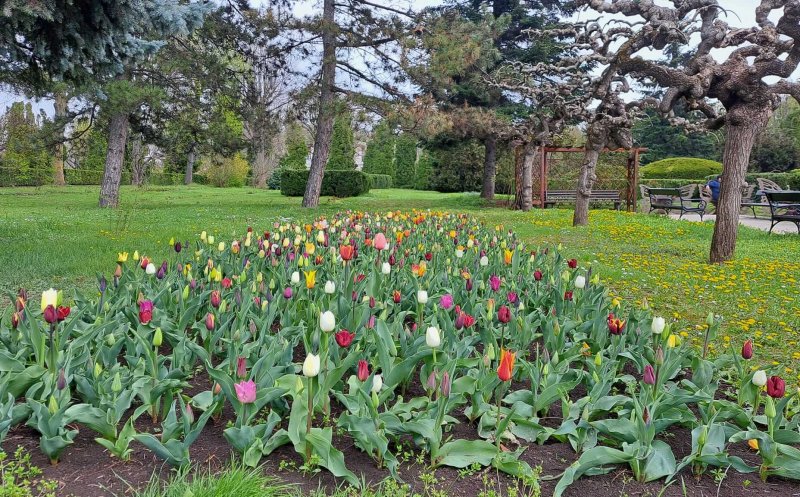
[362,121,396,177]
[280,123,309,170]
[327,109,355,170]
[414,149,434,190]
[394,133,418,188]
[633,109,720,165]
[0,102,52,186]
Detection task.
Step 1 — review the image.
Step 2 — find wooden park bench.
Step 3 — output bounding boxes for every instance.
[765,190,800,233]
[644,185,708,220]
[544,190,622,210]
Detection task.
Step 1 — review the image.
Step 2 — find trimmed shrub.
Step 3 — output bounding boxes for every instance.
[641,157,722,179]
[281,169,370,197]
[704,170,800,190]
[368,174,393,189]
[327,111,356,170]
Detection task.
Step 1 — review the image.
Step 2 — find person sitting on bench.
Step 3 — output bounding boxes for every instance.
[704,175,721,207]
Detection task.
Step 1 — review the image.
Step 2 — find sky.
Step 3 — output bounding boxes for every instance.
[0,0,790,115]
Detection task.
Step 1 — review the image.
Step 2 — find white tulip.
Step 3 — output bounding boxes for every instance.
[218,242,226,252]
[41,288,58,311]
[455,249,464,258]
[291,271,300,284]
[371,374,383,393]
[316,231,325,243]
[200,231,207,242]
[479,256,489,266]
[324,281,336,294]
[381,262,391,275]
[303,354,320,377]
[574,275,586,289]
[426,326,441,348]
[651,317,666,335]
[145,263,156,275]
[467,239,474,248]
[320,311,336,332]
[208,235,215,244]
[417,290,428,304]
[752,370,767,387]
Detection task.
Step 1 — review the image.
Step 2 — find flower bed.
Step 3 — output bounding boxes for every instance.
[2,211,799,494]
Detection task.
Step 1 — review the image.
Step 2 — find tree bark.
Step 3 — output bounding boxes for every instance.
[99,113,129,208]
[129,134,147,186]
[573,122,605,226]
[480,135,497,200]
[302,0,336,208]
[520,141,537,212]
[709,107,771,263]
[513,143,523,209]
[52,92,67,186]
[184,142,196,185]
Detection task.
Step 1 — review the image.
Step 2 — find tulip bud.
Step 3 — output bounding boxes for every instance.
[153,327,163,347]
[594,352,602,367]
[371,374,383,394]
[706,312,715,328]
[698,425,708,446]
[655,346,664,366]
[485,343,495,360]
[651,317,665,335]
[753,370,767,387]
[112,371,122,393]
[94,362,103,378]
[324,281,336,294]
[320,311,336,332]
[426,326,441,348]
[371,390,380,409]
[205,313,215,330]
[440,371,451,398]
[765,396,777,418]
[303,353,320,377]
[417,290,428,304]
[574,275,586,289]
[105,333,116,347]
[48,395,59,415]
[57,368,67,390]
[426,370,437,390]
[741,339,753,360]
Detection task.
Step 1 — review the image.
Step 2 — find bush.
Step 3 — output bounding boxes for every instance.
[280,169,370,197]
[367,174,393,189]
[640,157,722,179]
[148,172,184,186]
[704,170,800,190]
[203,153,250,187]
[267,168,283,190]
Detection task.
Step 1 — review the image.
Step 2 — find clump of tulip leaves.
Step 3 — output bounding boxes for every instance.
[1,212,799,494]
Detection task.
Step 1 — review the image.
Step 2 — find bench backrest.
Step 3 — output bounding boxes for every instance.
[546,190,620,199]
[757,178,784,192]
[765,190,800,204]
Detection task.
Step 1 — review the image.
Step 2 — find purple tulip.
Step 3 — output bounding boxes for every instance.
[643,364,656,385]
[440,294,454,310]
[489,275,501,292]
[283,287,293,299]
[234,380,256,404]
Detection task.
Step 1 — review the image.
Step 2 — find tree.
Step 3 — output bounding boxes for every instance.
[280,122,310,170]
[394,134,418,188]
[327,108,356,170]
[362,121,396,177]
[749,98,800,172]
[579,0,800,263]
[633,108,721,165]
[0,102,52,186]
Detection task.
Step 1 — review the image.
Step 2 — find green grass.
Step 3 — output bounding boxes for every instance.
[1,185,798,375]
[130,464,293,497]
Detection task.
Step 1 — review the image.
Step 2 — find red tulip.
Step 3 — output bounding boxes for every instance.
[498,305,511,324]
[393,290,401,304]
[607,314,625,335]
[221,278,232,289]
[335,329,355,348]
[533,270,543,281]
[564,291,573,301]
[56,306,70,322]
[11,312,20,329]
[340,244,355,261]
[567,259,578,269]
[643,364,656,385]
[236,356,247,379]
[741,339,753,360]
[425,252,432,261]
[766,375,785,398]
[357,360,370,381]
[138,300,153,325]
[140,257,149,270]
[210,290,221,308]
[43,305,58,324]
[497,349,515,382]
[205,312,215,331]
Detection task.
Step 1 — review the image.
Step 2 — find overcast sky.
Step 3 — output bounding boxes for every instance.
[0,0,789,115]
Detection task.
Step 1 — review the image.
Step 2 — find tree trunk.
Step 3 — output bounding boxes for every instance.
[302,0,336,208]
[709,107,771,263]
[99,113,129,208]
[520,141,537,212]
[52,92,67,186]
[184,142,196,185]
[573,123,605,226]
[129,134,147,186]
[481,135,497,200]
[513,143,523,209]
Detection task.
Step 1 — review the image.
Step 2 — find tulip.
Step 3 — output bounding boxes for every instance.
[752,370,767,387]
[567,258,578,269]
[374,233,387,250]
[234,380,256,404]
[57,368,67,391]
[479,255,489,266]
[440,371,451,397]
[303,353,321,377]
[440,294,454,310]
[497,348,515,382]
[112,371,122,393]
[357,360,370,381]
[117,252,129,263]
[283,287,293,299]
[766,375,785,398]
[564,291,573,301]
[303,270,317,289]
[489,275,501,292]
[466,278,473,291]
[503,249,513,265]
[371,374,383,393]
[205,312,215,330]
[145,263,156,275]
[153,327,163,347]
[426,370,437,390]
[340,244,355,261]
[651,317,665,335]
[335,329,355,348]
[139,300,153,325]
[381,262,391,275]
[393,290,401,303]
[320,310,336,332]
[417,290,428,304]
[607,314,625,335]
[210,290,221,308]
[533,270,543,281]
[291,271,300,284]
[221,277,232,289]
[426,326,441,348]
[236,356,247,379]
[741,339,753,360]
[574,275,586,289]
[10,312,20,329]
[667,334,680,347]
[507,292,518,305]
[497,305,511,324]
[56,306,70,322]
[41,288,58,311]
[321,281,335,295]
[643,364,656,385]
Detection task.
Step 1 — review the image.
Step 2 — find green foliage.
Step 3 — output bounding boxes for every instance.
[0,102,53,187]
[279,123,309,170]
[202,153,250,187]
[367,174,393,189]
[429,140,484,192]
[749,98,800,173]
[633,110,720,165]
[362,122,396,177]
[393,134,418,188]
[640,157,723,179]
[280,169,370,197]
[702,170,800,190]
[134,463,292,497]
[414,149,434,190]
[327,110,356,170]
[0,447,58,497]
[64,169,132,185]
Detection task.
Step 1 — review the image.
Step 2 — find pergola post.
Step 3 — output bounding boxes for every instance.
[539,145,547,209]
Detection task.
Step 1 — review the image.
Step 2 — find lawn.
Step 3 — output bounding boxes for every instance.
[1,184,798,374]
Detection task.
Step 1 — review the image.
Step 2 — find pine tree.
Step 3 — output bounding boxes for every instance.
[0,102,52,186]
[394,133,418,188]
[362,121,396,177]
[280,123,309,170]
[414,149,434,190]
[326,110,355,170]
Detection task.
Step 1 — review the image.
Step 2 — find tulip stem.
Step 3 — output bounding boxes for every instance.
[305,377,314,462]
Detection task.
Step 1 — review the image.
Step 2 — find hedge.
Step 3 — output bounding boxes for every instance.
[641,157,723,179]
[280,169,371,197]
[704,170,800,190]
[367,174,393,189]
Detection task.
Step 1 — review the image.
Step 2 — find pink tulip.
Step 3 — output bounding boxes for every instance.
[374,233,387,251]
[489,275,501,292]
[440,294,454,310]
[234,379,256,404]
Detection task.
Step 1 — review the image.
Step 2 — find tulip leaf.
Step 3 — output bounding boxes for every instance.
[553,446,631,497]
[434,439,498,468]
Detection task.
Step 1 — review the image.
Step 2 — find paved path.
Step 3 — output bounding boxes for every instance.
[667,212,799,234]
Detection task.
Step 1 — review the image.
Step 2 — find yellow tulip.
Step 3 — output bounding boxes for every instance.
[117,252,129,263]
[303,270,317,289]
[667,334,680,348]
[305,242,315,255]
[133,250,140,261]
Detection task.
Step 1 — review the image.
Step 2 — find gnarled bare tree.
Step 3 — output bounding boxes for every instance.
[578,0,800,262]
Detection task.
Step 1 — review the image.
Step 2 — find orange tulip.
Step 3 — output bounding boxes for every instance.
[497,348,516,382]
[339,244,355,261]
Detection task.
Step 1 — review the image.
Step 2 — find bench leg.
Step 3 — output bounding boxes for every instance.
[751,206,757,218]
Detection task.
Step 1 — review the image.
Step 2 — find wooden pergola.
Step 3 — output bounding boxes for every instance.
[531,146,648,212]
